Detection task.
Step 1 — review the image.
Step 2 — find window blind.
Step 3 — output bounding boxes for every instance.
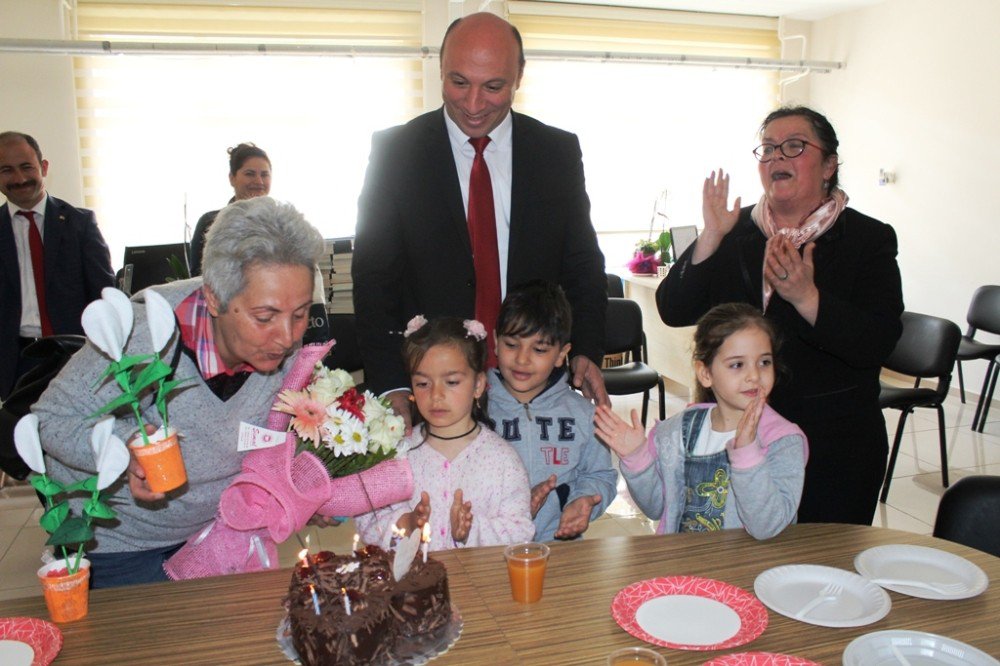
[71,1,424,261]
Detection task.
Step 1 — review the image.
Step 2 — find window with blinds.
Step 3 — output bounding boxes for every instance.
[508,3,781,260]
[70,0,784,268]
[72,1,424,262]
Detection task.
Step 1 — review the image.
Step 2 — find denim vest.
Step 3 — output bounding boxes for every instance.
[678,407,731,532]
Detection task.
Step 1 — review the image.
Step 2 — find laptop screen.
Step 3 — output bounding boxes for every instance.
[670,225,699,262]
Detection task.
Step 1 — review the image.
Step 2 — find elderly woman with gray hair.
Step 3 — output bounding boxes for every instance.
[34,197,323,588]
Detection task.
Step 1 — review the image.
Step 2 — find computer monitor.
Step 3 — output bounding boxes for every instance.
[670,225,699,262]
[121,243,189,295]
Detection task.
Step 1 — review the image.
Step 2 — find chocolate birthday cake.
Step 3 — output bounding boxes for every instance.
[285,545,452,665]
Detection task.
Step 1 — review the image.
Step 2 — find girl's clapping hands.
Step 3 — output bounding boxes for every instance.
[594,406,646,458]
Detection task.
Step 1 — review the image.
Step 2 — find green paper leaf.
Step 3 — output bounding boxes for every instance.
[65,477,99,493]
[46,516,93,547]
[88,390,140,418]
[84,497,117,520]
[115,353,153,373]
[132,357,172,394]
[40,501,70,532]
[30,474,64,497]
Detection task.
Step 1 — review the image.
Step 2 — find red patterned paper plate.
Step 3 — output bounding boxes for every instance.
[703,652,820,666]
[0,617,63,666]
[611,576,768,651]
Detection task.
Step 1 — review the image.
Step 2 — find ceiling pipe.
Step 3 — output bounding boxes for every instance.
[0,38,842,72]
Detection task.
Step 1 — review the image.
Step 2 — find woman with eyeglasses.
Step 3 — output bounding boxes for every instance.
[656,106,903,526]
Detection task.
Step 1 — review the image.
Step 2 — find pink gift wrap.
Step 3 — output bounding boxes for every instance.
[164,340,413,580]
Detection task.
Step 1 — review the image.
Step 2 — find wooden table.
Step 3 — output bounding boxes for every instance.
[6,525,998,664]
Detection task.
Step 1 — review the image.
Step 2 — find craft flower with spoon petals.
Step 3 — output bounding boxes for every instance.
[15,414,129,574]
[81,287,187,446]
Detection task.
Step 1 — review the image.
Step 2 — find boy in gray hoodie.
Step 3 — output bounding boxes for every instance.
[487,280,617,542]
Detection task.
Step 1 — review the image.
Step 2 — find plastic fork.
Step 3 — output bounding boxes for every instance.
[795,582,843,619]
[868,577,968,595]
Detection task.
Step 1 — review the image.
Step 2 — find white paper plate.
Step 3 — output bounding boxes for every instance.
[0,640,33,666]
[843,630,999,666]
[636,594,741,646]
[854,544,989,600]
[754,564,891,628]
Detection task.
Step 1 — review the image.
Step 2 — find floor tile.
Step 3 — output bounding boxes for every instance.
[872,503,933,535]
[0,526,49,590]
[583,516,630,539]
[0,507,33,529]
[614,515,657,537]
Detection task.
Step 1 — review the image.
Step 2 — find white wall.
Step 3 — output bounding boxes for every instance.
[0,0,84,206]
[807,0,1000,396]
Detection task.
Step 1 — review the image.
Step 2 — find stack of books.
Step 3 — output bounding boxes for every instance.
[319,237,354,314]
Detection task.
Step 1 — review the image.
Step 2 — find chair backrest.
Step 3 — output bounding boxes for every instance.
[933,475,1000,557]
[607,273,625,298]
[604,297,645,360]
[966,285,1000,336]
[884,312,961,390]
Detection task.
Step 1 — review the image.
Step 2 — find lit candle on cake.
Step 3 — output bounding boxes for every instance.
[341,587,352,615]
[421,523,431,563]
[352,533,360,553]
[298,548,313,575]
[309,584,321,615]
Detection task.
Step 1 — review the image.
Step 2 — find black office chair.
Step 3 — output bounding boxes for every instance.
[323,314,365,388]
[954,285,1000,433]
[601,297,665,426]
[932,475,1000,557]
[880,312,962,502]
[607,273,625,298]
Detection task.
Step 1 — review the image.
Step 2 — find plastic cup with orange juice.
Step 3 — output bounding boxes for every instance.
[504,542,550,603]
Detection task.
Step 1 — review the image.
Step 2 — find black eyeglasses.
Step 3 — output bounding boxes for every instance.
[753,138,823,162]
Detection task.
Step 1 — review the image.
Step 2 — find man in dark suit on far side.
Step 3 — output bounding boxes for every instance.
[0,131,115,400]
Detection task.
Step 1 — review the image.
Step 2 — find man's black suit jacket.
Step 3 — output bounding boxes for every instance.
[0,196,115,398]
[353,109,607,394]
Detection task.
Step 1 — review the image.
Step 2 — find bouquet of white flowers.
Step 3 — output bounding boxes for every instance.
[272,364,405,478]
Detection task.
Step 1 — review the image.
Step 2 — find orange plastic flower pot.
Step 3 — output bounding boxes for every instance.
[38,558,90,623]
[130,432,187,493]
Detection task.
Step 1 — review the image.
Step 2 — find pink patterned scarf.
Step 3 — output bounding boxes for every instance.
[751,187,848,310]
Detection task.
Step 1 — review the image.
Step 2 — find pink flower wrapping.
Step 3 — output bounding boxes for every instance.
[164,340,413,580]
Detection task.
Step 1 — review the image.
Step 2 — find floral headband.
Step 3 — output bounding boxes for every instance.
[403,315,487,342]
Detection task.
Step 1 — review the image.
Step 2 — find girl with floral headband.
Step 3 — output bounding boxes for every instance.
[355,316,533,549]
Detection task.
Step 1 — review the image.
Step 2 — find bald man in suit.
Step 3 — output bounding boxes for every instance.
[354,13,608,423]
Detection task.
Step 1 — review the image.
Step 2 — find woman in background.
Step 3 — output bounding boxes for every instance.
[657,106,903,526]
[188,142,271,275]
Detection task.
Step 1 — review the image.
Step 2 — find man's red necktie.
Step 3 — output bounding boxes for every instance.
[467,136,501,366]
[17,210,54,336]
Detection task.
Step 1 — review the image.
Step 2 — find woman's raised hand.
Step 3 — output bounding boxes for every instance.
[594,406,646,458]
[695,170,742,263]
[764,235,820,325]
